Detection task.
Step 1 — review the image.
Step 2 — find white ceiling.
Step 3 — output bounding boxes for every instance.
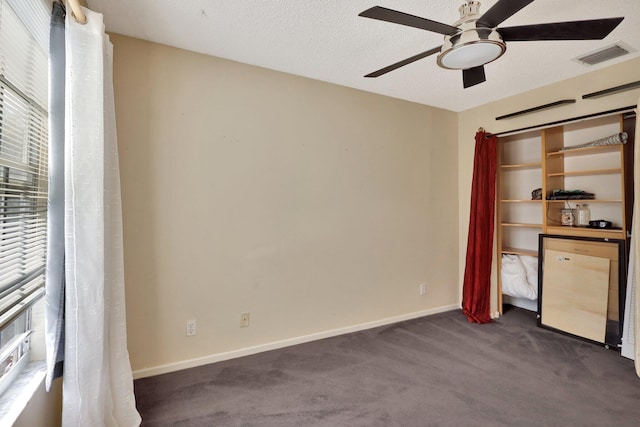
[86,0,640,112]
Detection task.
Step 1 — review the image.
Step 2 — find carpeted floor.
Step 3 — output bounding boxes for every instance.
[134,307,640,426]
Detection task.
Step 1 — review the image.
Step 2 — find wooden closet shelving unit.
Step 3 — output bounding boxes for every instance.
[496,113,635,314]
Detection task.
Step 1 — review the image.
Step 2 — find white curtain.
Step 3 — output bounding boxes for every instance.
[62,6,141,426]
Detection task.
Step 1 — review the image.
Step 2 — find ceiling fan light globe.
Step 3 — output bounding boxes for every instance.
[437,27,506,70]
[438,40,505,69]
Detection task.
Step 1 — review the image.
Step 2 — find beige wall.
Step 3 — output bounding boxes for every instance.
[110,34,460,375]
[458,56,640,315]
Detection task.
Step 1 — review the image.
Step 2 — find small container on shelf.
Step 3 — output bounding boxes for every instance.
[561,208,575,226]
[577,204,591,227]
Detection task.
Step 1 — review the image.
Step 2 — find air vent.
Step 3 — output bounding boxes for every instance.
[575,43,630,66]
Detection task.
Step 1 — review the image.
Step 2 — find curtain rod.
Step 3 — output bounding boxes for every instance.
[66,0,87,24]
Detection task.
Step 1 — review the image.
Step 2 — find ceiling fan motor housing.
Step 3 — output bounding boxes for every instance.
[457,0,483,24]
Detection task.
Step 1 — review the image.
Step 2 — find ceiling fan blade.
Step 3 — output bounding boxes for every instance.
[499,17,624,41]
[462,66,486,89]
[477,0,534,28]
[365,47,442,78]
[359,6,459,35]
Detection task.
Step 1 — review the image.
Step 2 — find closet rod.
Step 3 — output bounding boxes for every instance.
[67,0,87,24]
[494,105,637,137]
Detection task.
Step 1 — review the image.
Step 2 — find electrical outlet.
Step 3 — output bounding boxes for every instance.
[186,319,196,337]
[240,312,250,328]
[419,283,426,295]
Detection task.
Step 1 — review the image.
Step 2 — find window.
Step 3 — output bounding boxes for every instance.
[0,0,49,396]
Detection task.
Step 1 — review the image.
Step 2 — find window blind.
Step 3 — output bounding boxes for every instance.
[0,0,49,330]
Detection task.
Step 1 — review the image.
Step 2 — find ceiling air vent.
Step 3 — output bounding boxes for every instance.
[575,43,631,66]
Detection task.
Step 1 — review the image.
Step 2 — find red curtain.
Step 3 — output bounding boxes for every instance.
[462,131,497,324]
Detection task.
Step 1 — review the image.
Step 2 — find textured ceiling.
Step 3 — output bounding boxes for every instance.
[86,0,640,112]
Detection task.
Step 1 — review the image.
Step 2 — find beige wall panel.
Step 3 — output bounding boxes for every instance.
[110,35,459,372]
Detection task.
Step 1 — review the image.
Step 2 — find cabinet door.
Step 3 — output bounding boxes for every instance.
[541,237,620,320]
[540,249,610,343]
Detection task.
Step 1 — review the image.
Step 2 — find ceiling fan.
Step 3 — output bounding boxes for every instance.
[359,0,624,88]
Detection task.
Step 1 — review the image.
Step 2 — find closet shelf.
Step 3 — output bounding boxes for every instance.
[500,199,542,203]
[501,247,538,257]
[547,168,621,177]
[501,222,543,228]
[546,199,622,203]
[501,162,542,170]
[545,225,625,239]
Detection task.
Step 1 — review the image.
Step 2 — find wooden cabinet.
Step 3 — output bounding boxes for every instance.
[496,113,634,314]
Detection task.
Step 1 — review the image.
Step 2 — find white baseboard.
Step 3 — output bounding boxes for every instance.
[133,304,460,379]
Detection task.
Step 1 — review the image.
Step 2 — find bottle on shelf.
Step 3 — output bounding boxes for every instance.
[577,204,591,227]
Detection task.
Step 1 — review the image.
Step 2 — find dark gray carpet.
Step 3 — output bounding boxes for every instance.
[134,307,640,426]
